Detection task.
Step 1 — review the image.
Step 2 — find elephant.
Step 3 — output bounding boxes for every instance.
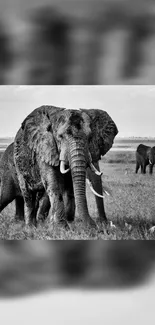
[0,143,50,224]
[14,106,118,229]
[135,144,155,175]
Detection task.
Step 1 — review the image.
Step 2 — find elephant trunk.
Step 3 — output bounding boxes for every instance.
[69,139,90,222]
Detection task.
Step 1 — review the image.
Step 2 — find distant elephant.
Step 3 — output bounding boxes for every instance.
[14,106,118,229]
[135,144,155,175]
[0,143,50,224]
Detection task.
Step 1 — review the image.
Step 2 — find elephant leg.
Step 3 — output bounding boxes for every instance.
[87,163,107,224]
[149,164,153,175]
[41,168,68,228]
[135,162,140,173]
[63,192,75,223]
[37,193,51,222]
[141,163,144,174]
[49,192,68,228]
[143,164,146,174]
[23,190,38,227]
[63,172,75,223]
[13,172,35,226]
[33,192,44,223]
[15,196,24,221]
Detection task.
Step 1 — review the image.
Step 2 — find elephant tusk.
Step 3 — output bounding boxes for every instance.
[149,160,152,165]
[149,226,155,233]
[102,188,110,196]
[90,163,103,176]
[60,161,70,174]
[86,179,105,198]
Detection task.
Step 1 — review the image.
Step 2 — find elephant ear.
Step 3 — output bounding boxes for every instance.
[21,105,65,166]
[80,109,118,162]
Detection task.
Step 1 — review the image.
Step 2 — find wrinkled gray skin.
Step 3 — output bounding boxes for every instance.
[0,143,49,224]
[0,143,24,220]
[14,106,118,229]
[135,144,155,175]
[0,142,104,226]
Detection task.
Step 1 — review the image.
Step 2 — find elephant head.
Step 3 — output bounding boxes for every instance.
[148,146,155,174]
[15,106,118,228]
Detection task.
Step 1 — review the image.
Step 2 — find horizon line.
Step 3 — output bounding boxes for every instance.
[0,136,155,140]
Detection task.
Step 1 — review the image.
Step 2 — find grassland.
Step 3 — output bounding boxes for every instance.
[0,137,155,240]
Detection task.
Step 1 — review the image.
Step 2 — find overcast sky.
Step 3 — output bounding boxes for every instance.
[0,85,155,138]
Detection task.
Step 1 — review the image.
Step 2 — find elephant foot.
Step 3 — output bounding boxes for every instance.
[96,216,108,227]
[14,214,25,222]
[27,217,38,228]
[84,216,97,229]
[24,218,37,228]
[23,224,37,237]
[52,209,70,230]
[66,213,75,223]
[59,221,70,231]
[96,219,107,233]
[50,218,70,231]
[37,212,48,223]
[32,219,37,228]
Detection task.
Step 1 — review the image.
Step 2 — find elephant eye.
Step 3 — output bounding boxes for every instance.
[58,133,63,140]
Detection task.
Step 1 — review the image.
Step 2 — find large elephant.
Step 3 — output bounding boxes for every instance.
[0,143,50,224]
[135,144,155,174]
[14,106,118,229]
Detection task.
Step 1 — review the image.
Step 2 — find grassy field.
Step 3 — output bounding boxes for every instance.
[0,137,155,240]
